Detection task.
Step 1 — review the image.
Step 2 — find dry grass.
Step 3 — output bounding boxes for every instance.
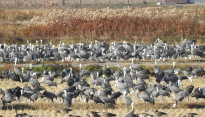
[0,9,36,22]
[20,7,205,43]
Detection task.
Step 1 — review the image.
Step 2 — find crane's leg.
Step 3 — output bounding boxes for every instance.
[95,103,97,110]
[144,102,146,110]
[79,95,82,102]
[127,105,128,112]
[19,97,21,103]
[7,76,9,83]
[188,95,189,102]
[180,102,181,108]
[178,102,179,108]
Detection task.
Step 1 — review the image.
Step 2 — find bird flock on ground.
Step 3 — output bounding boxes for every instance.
[0,38,203,63]
[0,38,204,117]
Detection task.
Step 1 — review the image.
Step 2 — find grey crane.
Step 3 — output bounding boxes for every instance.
[130,59,141,71]
[154,110,167,117]
[0,88,5,96]
[124,111,137,117]
[122,90,134,112]
[79,66,91,78]
[8,72,21,85]
[65,96,72,108]
[110,92,122,100]
[86,111,100,117]
[154,60,161,74]
[41,90,56,102]
[115,79,129,93]
[179,70,192,82]
[136,113,153,117]
[22,72,31,85]
[29,78,40,88]
[183,113,198,117]
[169,85,183,94]
[56,108,72,114]
[40,77,57,91]
[13,57,23,78]
[98,91,115,110]
[130,84,147,95]
[30,92,41,102]
[0,105,3,110]
[187,67,193,73]
[41,71,54,81]
[136,90,155,110]
[80,88,95,102]
[185,85,194,102]
[55,90,64,102]
[191,67,203,78]
[1,92,16,110]
[89,93,105,110]
[152,86,160,99]
[2,69,10,81]
[173,90,187,108]
[97,89,112,97]
[158,89,170,99]
[20,89,35,103]
[191,88,205,100]
[102,112,116,117]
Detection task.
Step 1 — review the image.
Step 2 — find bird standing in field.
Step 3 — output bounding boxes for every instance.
[86,111,100,117]
[136,113,153,117]
[154,110,167,117]
[65,96,72,108]
[183,113,198,117]
[136,90,155,110]
[13,57,23,79]
[122,90,134,112]
[102,112,116,117]
[124,111,137,117]
[56,108,72,114]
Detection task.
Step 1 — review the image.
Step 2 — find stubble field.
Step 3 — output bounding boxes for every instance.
[1,63,205,117]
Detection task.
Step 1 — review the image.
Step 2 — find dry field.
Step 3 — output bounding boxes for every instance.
[1,64,205,117]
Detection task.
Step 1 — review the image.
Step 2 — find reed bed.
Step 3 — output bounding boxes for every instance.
[1,7,205,44]
[20,7,205,43]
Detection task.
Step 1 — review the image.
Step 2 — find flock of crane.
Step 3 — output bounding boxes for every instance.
[0,38,203,63]
[0,38,204,117]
